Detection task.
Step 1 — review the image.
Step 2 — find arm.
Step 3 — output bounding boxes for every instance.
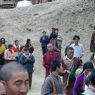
[73,76,80,95]
[41,78,52,95]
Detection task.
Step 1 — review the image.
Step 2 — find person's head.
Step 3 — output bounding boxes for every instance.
[51,27,55,32]
[83,61,94,76]
[0,81,6,95]
[0,62,29,95]
[47,44,53,52]
[29,46,34,53]
[14,40,19,46]
[23,48,29,55]
[66,47,74,59]
[1,38,6,44]
[42,31,46,36]
[73,35,80,45]
[90,69,95,86]
[8,44,13,50]
[51,60,63,75]
[26,39,31,44]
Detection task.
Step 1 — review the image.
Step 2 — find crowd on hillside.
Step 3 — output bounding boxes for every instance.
[0,27,95,95]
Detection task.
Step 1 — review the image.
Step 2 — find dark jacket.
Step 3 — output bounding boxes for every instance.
[19,53,35,72]
[40,35,49,47]
[90,32,95,52]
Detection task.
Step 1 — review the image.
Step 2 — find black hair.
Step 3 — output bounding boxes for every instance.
[66,47,74,52]
[26,39,31,44]
[73,35,80,40]
[51,60,61,71]
[0,38,6,44]
[29,46,34,53]
[90,69,95,85]
[14,40,19,44]
[8,44,13,49]
[83,61,94,71]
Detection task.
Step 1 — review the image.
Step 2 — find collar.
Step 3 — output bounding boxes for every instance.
[64,56,73,61]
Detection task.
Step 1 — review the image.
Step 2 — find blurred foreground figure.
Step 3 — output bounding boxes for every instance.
[0,81,6,95]
[0,62,29,95]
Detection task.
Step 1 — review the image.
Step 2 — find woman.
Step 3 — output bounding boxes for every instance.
[73,61,94,95]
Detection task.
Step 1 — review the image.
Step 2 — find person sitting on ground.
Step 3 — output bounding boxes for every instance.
[0,62,29,95]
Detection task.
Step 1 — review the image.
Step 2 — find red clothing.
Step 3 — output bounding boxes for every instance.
[43,51,60,77]
[12,44,20,52]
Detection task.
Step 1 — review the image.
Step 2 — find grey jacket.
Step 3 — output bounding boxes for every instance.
[41,73,63,95]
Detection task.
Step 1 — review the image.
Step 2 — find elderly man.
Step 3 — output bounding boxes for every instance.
[43,43,60,77]
[0,62,29,95]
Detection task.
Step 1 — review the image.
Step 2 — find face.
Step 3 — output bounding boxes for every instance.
[74,38,79,44]
[15,41,19,46]
[67,50,74,59]
[84,69,92,76]
[47,45,53,51]
[57,64,63,75]
[0,82,6,95]
[5,72,29,95]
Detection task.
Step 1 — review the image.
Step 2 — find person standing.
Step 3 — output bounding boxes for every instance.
[41,60,63,95]
[73,61,94,95]
[43,43,60,77]
[70,35,84,59]
[40,31,49,55]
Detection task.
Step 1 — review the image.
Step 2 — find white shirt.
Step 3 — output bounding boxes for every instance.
[70,43,84,58]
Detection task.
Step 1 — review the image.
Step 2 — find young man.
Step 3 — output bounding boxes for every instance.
[40,31,49,55]
[41,60,63,95]
[70,35,84,59]
[0,62,29,95]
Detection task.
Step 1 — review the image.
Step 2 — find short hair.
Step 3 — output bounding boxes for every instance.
[73,35,80,40]
[0,62,28,82]
[8,44,13,48]
[66,47,74,52]
[51,60,61,71]
[90,69,95,85]
[83,61,94,71]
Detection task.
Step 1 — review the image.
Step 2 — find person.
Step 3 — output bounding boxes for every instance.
[90,27,95,61]
[40,31,49,55]
[73,61,94,95]
[0,62,29,95]
[0,40,6,67]
[19,48,35,89]
[70,35,84,59]
[43,43,60,77]
[25,38,34,51]
[4,44,16,63]
[12,40,21,53]
[1,37,7,48]
[0,81,6,95]
[41,60,63,95]
[84,69,95,95]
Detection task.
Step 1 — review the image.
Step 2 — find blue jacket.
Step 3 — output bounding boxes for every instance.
[19,53,35,72]
[40,35,49,47]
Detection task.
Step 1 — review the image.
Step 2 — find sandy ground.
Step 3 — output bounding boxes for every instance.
[0,0,95,95]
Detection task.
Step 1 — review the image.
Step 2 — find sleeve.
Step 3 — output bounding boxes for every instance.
[73,77,80,95]
[41,78,52,95]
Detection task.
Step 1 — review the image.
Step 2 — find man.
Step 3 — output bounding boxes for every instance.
[0,81,6,95]
[43,43,60,77]
[41,60,63,95]
[70,35,84,59]
[40,31,49,55]
[0,62,29,95]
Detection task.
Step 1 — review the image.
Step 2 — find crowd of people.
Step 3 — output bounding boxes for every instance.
[0,27,95,95]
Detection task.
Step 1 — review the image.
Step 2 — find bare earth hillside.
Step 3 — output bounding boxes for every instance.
[0,0,95,94]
